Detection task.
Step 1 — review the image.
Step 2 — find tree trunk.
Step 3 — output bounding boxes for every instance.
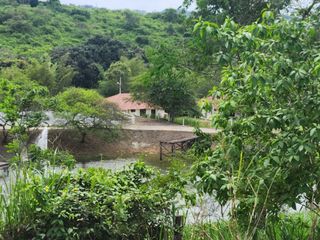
[169,113,175,122]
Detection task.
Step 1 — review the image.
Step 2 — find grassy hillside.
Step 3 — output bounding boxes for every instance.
[0,2,185,57]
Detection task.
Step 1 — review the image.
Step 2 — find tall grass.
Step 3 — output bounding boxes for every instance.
[174,117,212,128]
[183,213,319,240]
[0,168,67,239]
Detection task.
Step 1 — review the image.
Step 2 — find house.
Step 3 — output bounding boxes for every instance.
[106,93,167,119]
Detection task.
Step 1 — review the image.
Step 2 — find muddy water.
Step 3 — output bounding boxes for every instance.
[77,154,171,171]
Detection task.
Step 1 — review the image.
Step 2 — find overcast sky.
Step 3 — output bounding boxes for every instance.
[60,0,190,12]
[60,0,312,12]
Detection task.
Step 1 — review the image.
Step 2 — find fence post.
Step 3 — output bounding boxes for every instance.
[160,142,163,161]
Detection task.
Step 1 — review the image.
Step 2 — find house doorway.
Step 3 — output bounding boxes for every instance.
[151,109,156,119]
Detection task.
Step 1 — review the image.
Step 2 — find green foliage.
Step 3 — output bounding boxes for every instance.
[29,0,38,7]
[192,128,214,157]
[0,162,185,239]
[174,117,212,128]
[183,213,320,240]
[0,58,75,95]
[55,88,122,143]
[98,57,146,96]
[0,77,48,142]
[148,9,185,24]
[27,57,76,95]
[0,3,184,58]
[193,10,320,229]
[123,10,140,30]
[184,0,292,25]
[131,44,197,121]
[27,145,76,170]
[52,36,127,89]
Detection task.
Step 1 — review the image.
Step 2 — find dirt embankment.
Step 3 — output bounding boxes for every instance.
[49,129,196,161]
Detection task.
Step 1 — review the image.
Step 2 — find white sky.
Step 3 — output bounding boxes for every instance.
[60,0,312,12]
[60,0,190,12]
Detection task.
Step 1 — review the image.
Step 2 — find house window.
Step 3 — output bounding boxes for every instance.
[140,109,146,116]
[131,109,135,113]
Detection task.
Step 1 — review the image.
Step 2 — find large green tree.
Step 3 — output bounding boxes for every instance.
[55,88,122,143]
[131,45,197,121]
[184,0,292,24]
[0,58,75,95]
[0,77,48,143]
[99,57,146,97]
[52,36,129,89]
[193,9,320,230]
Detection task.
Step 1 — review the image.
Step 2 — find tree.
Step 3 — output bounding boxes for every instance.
[27,58,56,93]
[52,36,128,89]
[29,0,38,7]
[193,11,320,228]
[98,57,146,97]
[183,0,292,25]
[123,11,140,30]
[48,0,60,9]
[100,60,130,97]
[0,77,48,143]
[1,58,75,95]
[162,9,184,23]
[131,45,197,121]
[53,55,76,95]
[55,88,122,143]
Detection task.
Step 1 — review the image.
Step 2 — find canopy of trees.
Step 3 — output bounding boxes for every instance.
[52,36,129,89]
[0,2,185,58]
[184,0,292,24]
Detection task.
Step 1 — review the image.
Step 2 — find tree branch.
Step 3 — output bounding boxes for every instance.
[302,0,320,19]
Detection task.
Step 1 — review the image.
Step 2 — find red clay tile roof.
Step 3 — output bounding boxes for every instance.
[106,93,154,111]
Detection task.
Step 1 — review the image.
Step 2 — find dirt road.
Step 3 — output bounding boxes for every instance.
[123,117,217,134]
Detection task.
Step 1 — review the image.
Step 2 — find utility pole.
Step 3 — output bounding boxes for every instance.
[117,75,122,94]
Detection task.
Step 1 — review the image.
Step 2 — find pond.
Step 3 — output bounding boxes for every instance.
[77,154,172,171]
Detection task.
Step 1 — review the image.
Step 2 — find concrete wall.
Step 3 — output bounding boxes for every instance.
[49,129,195,160]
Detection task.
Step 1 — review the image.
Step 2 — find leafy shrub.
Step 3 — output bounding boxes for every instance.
[0,162,185,239]
[28,145,76,170]
[183,214,319,240]
[193,10,320,230]
[191,128,214,157]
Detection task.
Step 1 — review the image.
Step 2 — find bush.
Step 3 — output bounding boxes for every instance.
[0,162,185,239]
[183,213,320,240]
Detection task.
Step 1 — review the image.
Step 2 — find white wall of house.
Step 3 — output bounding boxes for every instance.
[156,109,166,119]
[123,109,167,119]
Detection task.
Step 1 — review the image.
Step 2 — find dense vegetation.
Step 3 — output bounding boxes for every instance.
[0,1,184,57]
[0,162,186,239]
[1,0,320,239]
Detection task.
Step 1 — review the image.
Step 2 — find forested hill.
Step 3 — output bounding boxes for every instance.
[0,1,186,57]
